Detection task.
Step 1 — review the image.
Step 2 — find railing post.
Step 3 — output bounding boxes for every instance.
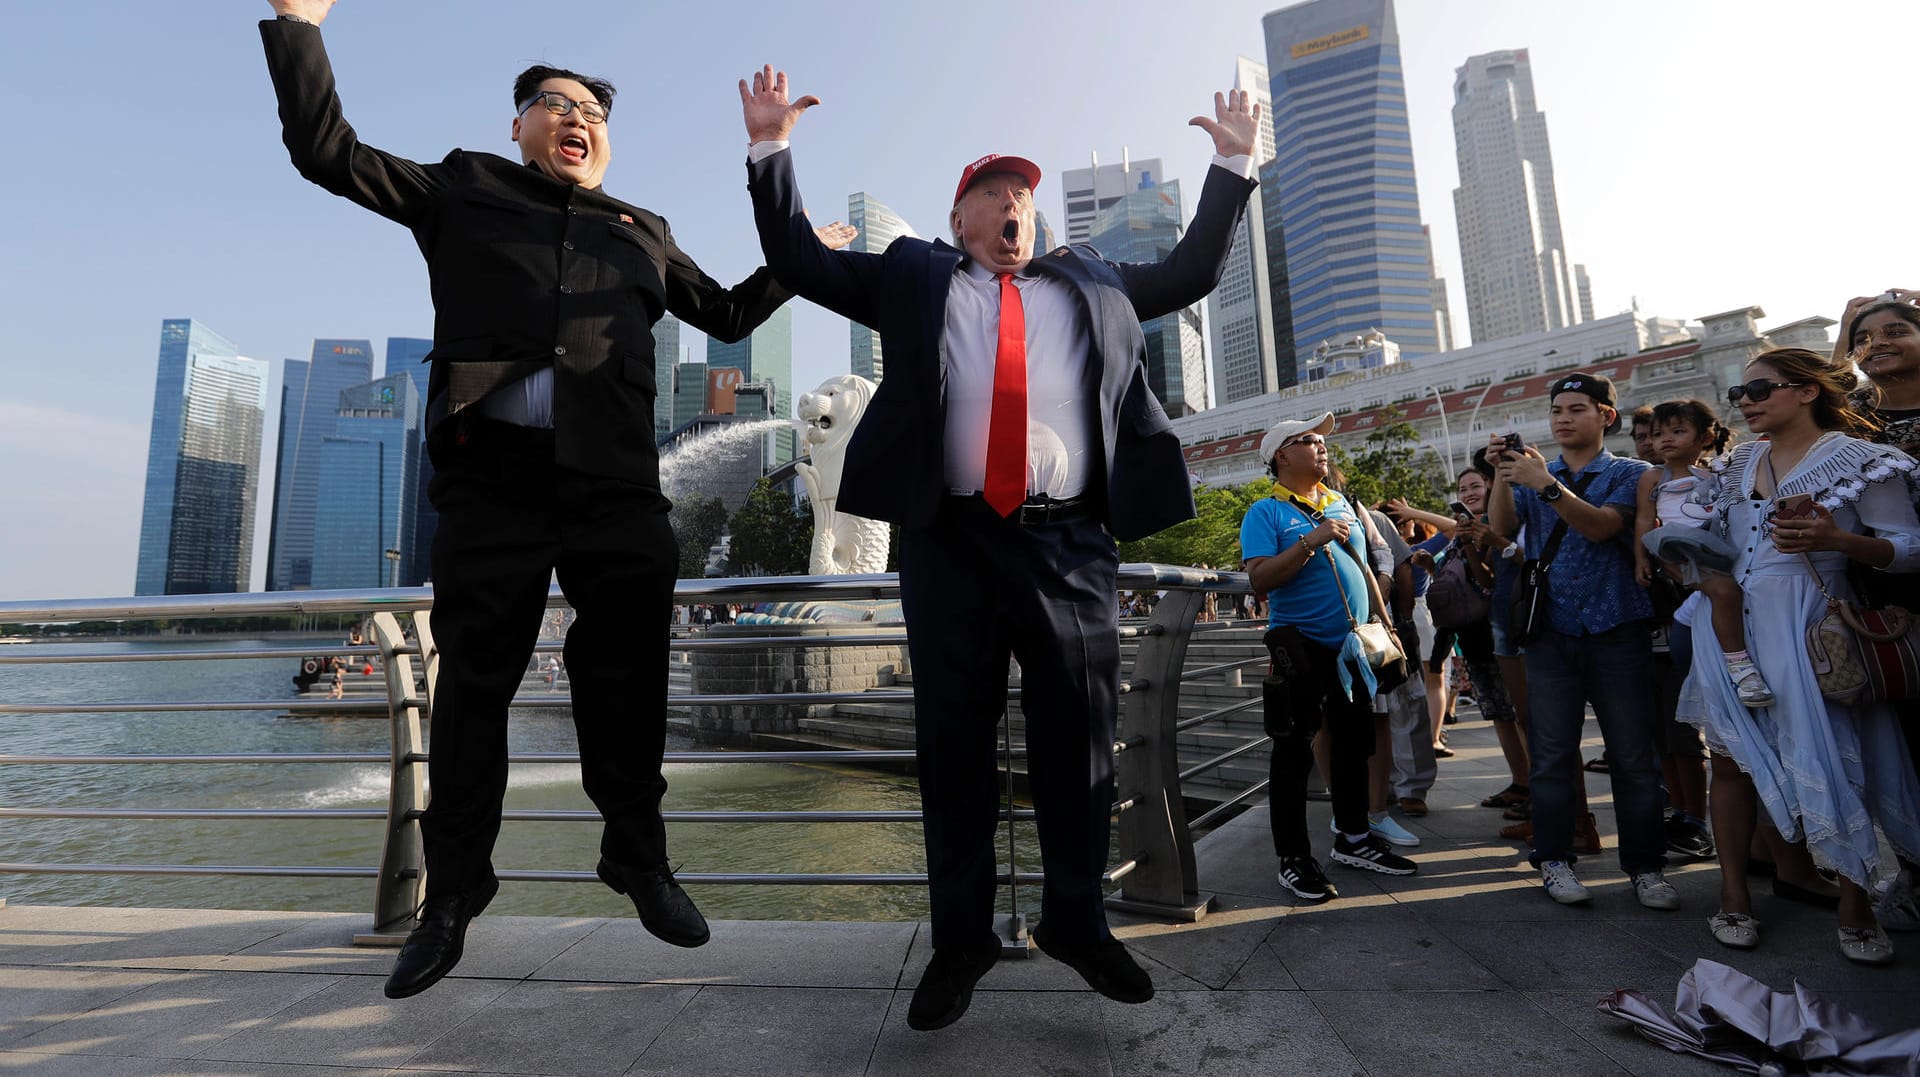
[1107,586,1213,921]
[358,610,429,945]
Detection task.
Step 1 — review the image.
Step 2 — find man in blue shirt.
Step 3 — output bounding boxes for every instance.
[1487,373,1680,910]
[1241,413,1417,903]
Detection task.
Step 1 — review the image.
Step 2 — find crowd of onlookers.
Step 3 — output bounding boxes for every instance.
[1234,289,1920,968]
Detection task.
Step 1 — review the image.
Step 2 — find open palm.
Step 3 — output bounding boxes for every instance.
[739,65,820,143]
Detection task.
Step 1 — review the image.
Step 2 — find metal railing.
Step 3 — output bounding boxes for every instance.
[0,565,1267,943]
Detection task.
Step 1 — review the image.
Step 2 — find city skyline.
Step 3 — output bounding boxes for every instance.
[0,1,1906,599]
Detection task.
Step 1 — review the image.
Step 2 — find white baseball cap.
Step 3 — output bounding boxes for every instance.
[1258,412,1336,465]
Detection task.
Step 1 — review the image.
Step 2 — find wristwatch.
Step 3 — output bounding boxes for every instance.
[277,12,314,24]
[1539,481,1565,503]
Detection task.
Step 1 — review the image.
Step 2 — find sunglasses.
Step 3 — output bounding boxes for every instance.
[1280,434,1326,450]
[1725,379,1806,405]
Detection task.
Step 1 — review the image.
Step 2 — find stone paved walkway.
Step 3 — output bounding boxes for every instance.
[1,720,1915,1075]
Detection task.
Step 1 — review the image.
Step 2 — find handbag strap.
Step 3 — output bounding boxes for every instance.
[1282,496,1366,628]
[1768,452,1845,608]
[1534,469,1604,567]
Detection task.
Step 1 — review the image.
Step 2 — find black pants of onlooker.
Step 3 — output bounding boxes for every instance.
[1265,630,1375,859]
[420,417,679,901]
[899,495,1120,951]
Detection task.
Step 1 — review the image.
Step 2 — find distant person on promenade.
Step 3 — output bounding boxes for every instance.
[257,2,855,1000]
[1243,415,1418,907]
[739,65,1258,1030]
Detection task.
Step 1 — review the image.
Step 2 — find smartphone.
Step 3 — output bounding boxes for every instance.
[1775,493,1816,521]
[1502,432,1524,455]
[1448,501,1470,519]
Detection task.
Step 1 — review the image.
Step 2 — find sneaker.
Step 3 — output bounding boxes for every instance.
[1540,860,1592,904]
[1838,924,1895,965]
[1331,833,1418,875]
[1632,871,1681,910]
[1665,815,1717,860]
[1278,856,1337,903]
[1368,813,1421,848]
[1708,911,1760,950]
[1872,869,1920,933]
[1725,655,1775,707]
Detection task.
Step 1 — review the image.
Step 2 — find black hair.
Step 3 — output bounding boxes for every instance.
[1466,446,1497,479]
[1628,404,1656,431]
[513,64,616,114]
[1649,398,1734,456]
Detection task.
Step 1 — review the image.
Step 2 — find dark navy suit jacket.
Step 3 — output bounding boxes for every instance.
[746,150,1255,542]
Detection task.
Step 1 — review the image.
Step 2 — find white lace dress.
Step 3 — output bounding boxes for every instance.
[1676,433,1920,885]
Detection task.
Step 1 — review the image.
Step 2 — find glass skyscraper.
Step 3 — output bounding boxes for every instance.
[1211,56,1285,405]
[1088,181,1209,417]
[652,314,682,443]
[266,339,374,590]
[134,319,269,595]
[384,337,437,586]
[846,193,918,382]
[705,306,795,463]
[310,373,422,590]
[1262,0,1444,381]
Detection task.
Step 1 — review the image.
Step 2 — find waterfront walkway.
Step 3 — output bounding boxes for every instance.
[2,720,1916,1076]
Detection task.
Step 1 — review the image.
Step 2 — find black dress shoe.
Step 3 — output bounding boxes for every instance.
[597,858,710,947]
[384,877,499,999]
[906,934,1000,1032]
[1031,923,1153,1004]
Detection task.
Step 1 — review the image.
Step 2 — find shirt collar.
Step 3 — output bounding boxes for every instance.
[1550,450,1614,479]
[1273,481,1338,511]
[959,259,1040,282]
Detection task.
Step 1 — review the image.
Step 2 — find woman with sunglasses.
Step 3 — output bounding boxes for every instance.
[1844,290,1920,933]
[1679,348,1920,965]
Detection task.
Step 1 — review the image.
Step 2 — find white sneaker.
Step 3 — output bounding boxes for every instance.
[1368,813,1421,848]
[1708,911,1760,949]
[1838,924,1895,965]
[1872,869,1920,932]
[1632,871,1681,910]
[1540,860,1591,905]
[1725,656,1775,707]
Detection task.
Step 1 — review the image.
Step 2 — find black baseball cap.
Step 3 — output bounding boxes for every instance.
[1547,372,1621,433]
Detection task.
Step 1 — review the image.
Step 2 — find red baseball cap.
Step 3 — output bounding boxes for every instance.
[952,153,1042,206]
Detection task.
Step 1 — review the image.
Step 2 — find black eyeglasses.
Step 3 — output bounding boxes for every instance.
[517,91,608,124]
[1726,379,1805,405]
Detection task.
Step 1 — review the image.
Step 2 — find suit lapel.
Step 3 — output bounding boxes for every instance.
[926,242,965,412]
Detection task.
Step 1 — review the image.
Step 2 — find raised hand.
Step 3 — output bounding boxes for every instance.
[813,220,858,250]
[1189,89,1261,159]
[267,0,334,23]
[739,65,820,144]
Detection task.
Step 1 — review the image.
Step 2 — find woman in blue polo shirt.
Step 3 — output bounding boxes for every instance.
[1241,412,1418,903]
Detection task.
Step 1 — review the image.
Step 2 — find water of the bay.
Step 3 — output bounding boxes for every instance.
[0,638,1050,922]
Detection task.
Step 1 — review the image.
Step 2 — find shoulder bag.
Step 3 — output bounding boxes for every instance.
[1285,498,1409,693]
[1426,540,1492,629]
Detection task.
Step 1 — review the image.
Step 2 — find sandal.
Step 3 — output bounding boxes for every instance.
[1503,802,1532,821]
[1583,756,1610,773]
[1479,784,1530,809]
[1433,744,1456,759]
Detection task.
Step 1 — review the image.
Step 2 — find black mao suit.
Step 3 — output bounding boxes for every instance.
[262,21,790,901]
[747,148,1253,947]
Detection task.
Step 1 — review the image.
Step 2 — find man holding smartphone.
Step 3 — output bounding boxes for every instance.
[1486,373,1680,911]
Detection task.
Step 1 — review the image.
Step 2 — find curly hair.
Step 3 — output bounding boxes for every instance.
[1650,398,1734,456]
[1746,348,1878,437]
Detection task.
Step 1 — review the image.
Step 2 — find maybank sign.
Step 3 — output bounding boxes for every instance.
[1290,24,1370,59]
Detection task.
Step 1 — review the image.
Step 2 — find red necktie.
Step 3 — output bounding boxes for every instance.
[983,272,1028,516]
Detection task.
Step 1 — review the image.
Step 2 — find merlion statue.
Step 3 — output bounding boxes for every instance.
[795,374,890,575]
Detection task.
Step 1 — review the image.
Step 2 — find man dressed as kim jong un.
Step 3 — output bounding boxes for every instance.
[258,3,857,1000]
[739,65,1259,1030]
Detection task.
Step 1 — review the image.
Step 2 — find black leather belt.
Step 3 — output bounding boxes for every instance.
[950,492,1090,526]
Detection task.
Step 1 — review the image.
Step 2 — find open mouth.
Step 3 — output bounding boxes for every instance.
[559,135,589,164]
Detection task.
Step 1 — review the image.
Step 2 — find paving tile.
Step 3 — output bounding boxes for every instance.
[1109,893,1288,990]
[1219,939,1300,990]
[1266,900,1502,990]
[627,986,889,1077]
[0,1051,175,1075]
[531,919,914,988]
[402,980,696,1075]
[195,974,510,1069]
[867,990,1110,1076]
[1617,917,1920,995]
[1440,920,1688,992]
[1107,990,1361,1076]
[0,968,177,1049]
[1528,990,1752,1077]
[159,1064,394,1076]
[7,971,338,1059]
[1309,989,1627,1076]
[0,907,317,971]
[201,914,389,976]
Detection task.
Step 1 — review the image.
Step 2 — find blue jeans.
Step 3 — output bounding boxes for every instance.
[1523,621,1669,875]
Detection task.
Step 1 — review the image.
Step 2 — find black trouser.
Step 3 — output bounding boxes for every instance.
[1265,630,1375,859]
[420,417,679,900]
[899,496,1120,950]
